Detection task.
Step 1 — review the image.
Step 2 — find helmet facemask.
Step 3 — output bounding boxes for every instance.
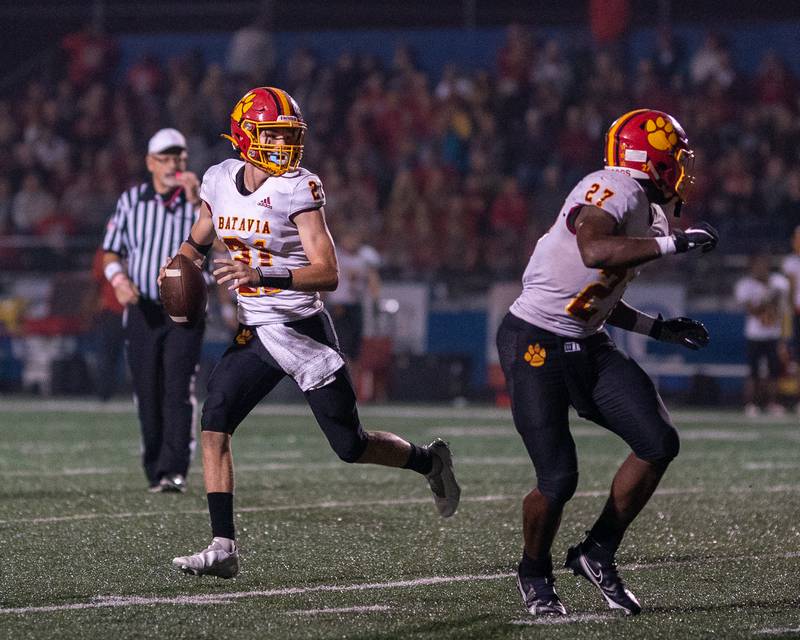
[647,146,695,204]
[672,147,695,202]
[234,120,305,176]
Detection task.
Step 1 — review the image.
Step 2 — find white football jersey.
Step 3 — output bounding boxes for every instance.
[199,159,327,325]
[734,273,790,340]
[510,169,670,338]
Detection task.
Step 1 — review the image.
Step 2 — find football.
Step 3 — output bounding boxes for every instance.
[159,254,207,325]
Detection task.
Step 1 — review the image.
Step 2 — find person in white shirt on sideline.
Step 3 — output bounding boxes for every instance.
[735,253,791,417]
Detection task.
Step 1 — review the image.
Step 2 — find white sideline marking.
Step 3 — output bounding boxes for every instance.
[2,552,799,616]
[284,605,391,616]
[511,613,614,625]
[754,627,800,635]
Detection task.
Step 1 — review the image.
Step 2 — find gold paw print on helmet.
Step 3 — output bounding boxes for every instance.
[645,117,678,151]
[524,343,547,367]
[231,92,256,122]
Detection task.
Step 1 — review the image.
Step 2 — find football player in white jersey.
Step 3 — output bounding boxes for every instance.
[161,87,460,579]
[497,109,718,616]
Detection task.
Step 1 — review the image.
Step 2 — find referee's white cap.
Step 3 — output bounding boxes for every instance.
[148,128,187,154]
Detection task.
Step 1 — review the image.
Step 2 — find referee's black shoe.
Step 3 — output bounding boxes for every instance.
[565,539,641,616]
[516,569,567,616]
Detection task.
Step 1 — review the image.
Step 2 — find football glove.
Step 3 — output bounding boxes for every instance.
[650,315,710,350]
[672,222,719,254]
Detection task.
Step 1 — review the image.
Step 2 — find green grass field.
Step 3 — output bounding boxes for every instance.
[1,400,799,639]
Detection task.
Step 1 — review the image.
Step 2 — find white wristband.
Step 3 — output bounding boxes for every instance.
[655,235,677,255]
[632,313,657,336]
[104,261,125,283]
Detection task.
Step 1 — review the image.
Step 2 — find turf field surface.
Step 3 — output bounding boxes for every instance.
[1,400,799,639]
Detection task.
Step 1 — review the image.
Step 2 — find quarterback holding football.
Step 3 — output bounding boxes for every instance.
[161,87,460,578]
[497,109,718,616]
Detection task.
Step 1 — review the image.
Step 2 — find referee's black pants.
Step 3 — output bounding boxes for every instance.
[125,298,204,487]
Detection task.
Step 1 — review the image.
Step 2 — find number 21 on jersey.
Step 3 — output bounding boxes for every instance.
[222,237,280,296]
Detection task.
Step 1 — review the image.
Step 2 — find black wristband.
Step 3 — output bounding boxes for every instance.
[186,234,213,256]
[257,266,293,290]
[649,314,665,339]
[672,229,689,253]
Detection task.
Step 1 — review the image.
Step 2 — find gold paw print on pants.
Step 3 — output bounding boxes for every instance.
[235,328,253,345]
[524,343,547,367]
[645,117,678,151]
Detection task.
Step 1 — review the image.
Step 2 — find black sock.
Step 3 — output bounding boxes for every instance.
[519,551,553,577]
[402,443,433,475]
[207,492,235,540]
[584,531,617,560]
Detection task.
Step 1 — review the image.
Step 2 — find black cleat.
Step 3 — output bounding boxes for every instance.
[516,570,567,616]
[565,541,641,616]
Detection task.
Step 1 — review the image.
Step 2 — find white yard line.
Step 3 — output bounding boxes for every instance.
[283,605,391,616]
[1,573,511,615]
[2,399,799,425]
[743,462,800,470]
[754,628,800,636]
[433,426,771,441]
[2,467,120,477]
[5,484,796,527]
[511,613,615,625]
[2,552,798,616]
[2,494,513,525]
[4,444,797,478]
[679,430,760,441]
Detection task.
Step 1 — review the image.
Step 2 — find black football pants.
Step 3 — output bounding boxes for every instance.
[496,312,679,505]
[125,298,204,486]
[201,314,368,462]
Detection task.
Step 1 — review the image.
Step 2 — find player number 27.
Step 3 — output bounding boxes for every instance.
[222,236,280,297]
[585,183,615,208]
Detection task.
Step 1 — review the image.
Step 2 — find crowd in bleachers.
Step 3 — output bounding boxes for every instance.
[1,24,799,287]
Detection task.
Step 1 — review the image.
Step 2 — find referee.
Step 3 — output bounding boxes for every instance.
[101,128,204,493]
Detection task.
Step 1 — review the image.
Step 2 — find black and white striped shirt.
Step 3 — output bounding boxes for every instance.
[102,183,198,301]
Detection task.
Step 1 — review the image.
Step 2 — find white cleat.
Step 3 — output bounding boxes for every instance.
[425,439,461,518]
[172,537,240,578]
